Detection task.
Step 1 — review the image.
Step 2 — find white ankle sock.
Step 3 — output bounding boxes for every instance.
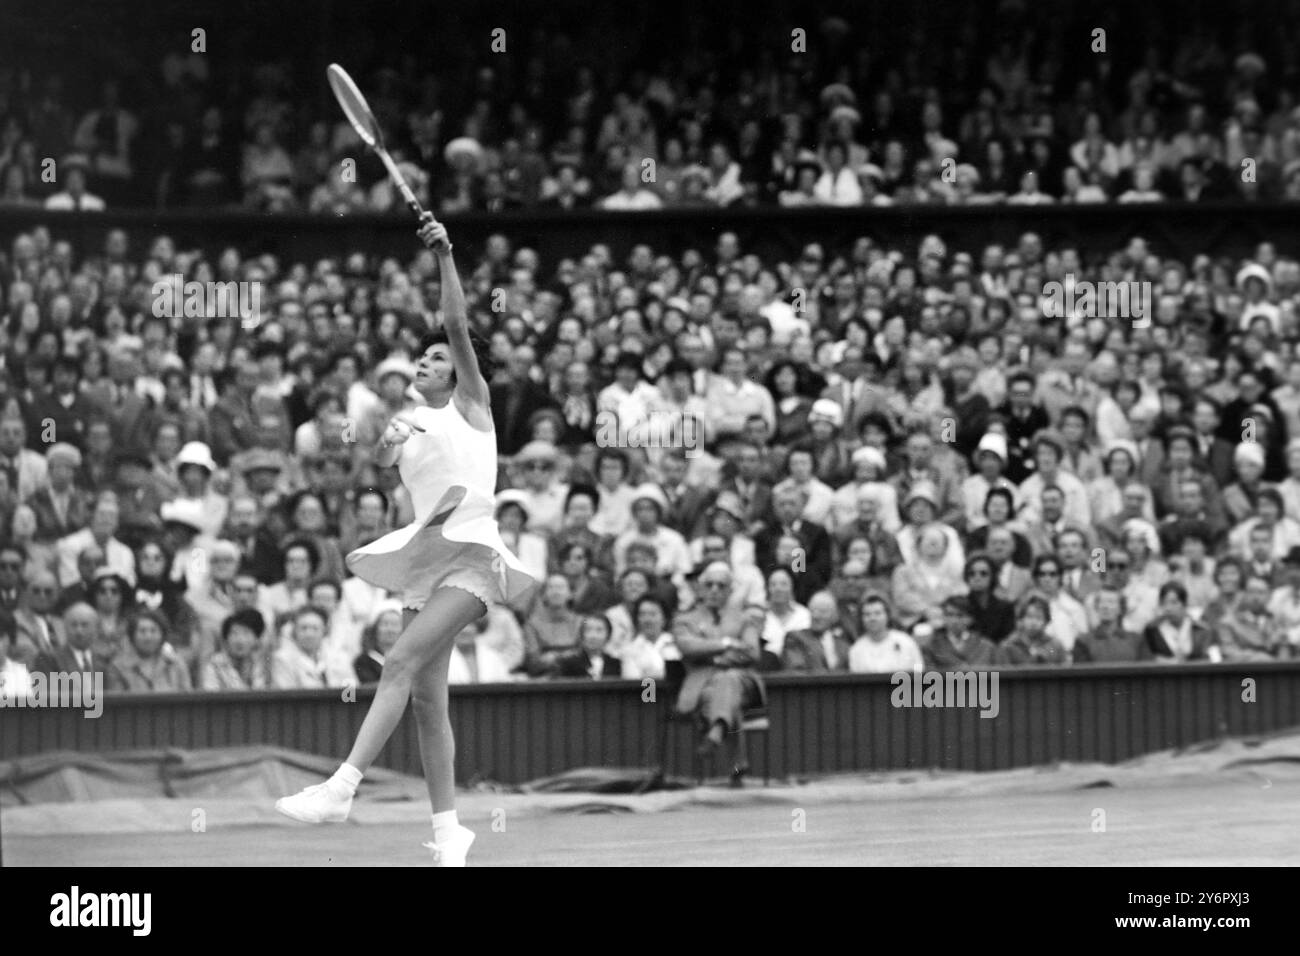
[329,763,364,796]
[431,810,459,843]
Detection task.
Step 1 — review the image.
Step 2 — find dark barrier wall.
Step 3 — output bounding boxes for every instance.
[3,663,1298,783]
[3,202,1299,270]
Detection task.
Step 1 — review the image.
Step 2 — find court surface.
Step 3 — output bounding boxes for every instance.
[6,775,1295,866]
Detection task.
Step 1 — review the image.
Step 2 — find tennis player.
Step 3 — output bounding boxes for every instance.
[275,215,541,865]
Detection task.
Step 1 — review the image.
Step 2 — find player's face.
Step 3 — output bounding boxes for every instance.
[416,344,455,392]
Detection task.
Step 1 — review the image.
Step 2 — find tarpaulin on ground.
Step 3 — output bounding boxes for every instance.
[0,746,424,808]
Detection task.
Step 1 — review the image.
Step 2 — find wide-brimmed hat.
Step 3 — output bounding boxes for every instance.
[515,440,559,466]
[974,432,1008,465]
[819,83,857,108]
[1236,263,1274,294]
[375,357,417,383]
[1234,442,1266,468]
[160,498,206,532]
[444,136,485,170]
[852,445,887,474]
[903,481,939,510]
[808,398,844,429]
[45,443,82,469]
[829,104,862,127]
[630,483,669,515]
[494,488,531,522]
[710,490,746,522]
[176,441,217,473]
[1106,439,1140,467]
[241,449,284,474]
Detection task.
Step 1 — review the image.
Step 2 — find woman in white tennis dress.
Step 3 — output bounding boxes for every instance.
[276,216,540,866]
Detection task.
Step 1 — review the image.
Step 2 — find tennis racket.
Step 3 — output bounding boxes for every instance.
[327,63,425,217]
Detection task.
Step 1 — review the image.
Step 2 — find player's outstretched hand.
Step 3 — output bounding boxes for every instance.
[381,413,425,447]
[417,213,452,254]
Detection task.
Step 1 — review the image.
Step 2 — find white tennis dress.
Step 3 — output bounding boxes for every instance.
[346,400,540,610]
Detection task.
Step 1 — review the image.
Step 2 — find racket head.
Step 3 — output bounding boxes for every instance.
[327,64,381,149]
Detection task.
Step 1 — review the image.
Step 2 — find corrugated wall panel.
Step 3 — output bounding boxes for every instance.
[4,665,1300,784]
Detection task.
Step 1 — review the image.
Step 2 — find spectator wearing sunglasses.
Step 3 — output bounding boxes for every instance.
[963,553,1015,643]
[1028,554,1088,652]
[511,441,568,538]
[1084,548,1160,633]
[90,567,135,662]
[14,568,64,658]
[0,542,28,612]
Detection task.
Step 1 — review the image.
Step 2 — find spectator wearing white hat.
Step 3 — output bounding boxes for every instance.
[961,433,1019,531]
[891,523,968,631]
[896,480,966,584]
[170,441,227,539]
[1236,263,1280,334]
[1222,441,1269,525]
[612,483,693,585]
[829,445,901,536]
[511,441,569,538]
[804,399,855,487]
[160,496,219,587]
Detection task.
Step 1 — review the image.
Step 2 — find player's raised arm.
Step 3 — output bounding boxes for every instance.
[417,214,490,407]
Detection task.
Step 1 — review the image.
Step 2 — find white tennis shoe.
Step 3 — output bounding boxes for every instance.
[275,781,353,823]
[423,825,476,866]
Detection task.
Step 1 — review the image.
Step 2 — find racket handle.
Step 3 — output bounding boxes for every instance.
[379,147,425,217]
[398,182,424,217]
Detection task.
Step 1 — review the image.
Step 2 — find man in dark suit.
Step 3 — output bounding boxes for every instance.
[34,602,108,677]
[658,449,713,538]
[0,541,28,613]
[754,484,833,591]
[32,356,95,450]
[223,494,284,584]
[490,343,559,456]
[994,371,1051,484]
[1158,476,1230,554]
[1057,527,1104,602]
[715,440,774,535]
[781,591,852,671]
[1191,396,1237,489]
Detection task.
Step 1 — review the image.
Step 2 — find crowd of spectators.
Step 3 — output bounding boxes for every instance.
[6,4,1300,212]
[2,212,1300,705]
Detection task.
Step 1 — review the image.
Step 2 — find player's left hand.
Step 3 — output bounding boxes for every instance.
[417,213,452,253]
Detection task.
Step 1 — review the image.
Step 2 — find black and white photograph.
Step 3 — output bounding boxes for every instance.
[0,0,1293,910]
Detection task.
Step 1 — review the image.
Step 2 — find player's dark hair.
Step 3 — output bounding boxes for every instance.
[418,328,497,383]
